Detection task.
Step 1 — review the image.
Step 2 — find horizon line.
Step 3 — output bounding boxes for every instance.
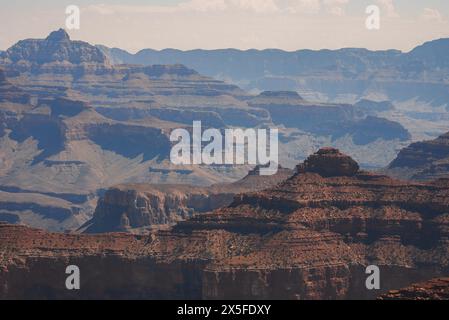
[3,32,449,55]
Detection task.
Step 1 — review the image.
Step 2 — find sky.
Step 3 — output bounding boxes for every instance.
[1,0,449,53]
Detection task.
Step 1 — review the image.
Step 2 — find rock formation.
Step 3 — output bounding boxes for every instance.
[381,278,449,300]
[0,68,30,104]
[0,31,250,231]
[297,147,359,177]
[385,132,449,181]
[82,166,293,233]
[1,148,449,299]
[100,38,449,110]
[3,29,108,66]
[0,30,415,232]
[247,92,410,145]
[0,81,176,230]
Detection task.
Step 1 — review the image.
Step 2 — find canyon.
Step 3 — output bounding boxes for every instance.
[0,29,413,232]
[2,29,449,300]
[101,38,449,145]
[100,38,449,107]
[1,148,449,299]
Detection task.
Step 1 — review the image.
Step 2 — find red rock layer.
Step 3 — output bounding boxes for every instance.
[82,166,293,233]
[1,148,449,299]
[381,278,449,300]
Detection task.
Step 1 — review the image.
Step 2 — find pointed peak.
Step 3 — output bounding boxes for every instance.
[46,29,70,42]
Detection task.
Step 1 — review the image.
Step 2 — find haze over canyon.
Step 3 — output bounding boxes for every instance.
[1,28,449,299]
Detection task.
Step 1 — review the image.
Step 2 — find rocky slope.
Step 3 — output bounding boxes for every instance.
[82,166,293,233]
[385,131,449,181]
[381,278,449,300]
[1,148,449,299]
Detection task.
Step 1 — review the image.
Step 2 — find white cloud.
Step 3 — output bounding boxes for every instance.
[4,0,449,53]
[376,0,399,18]
[324,0,349,16]
[280,0,321,14]
[421,8,445,23]
[88,0,281,15]
[87,0,349,16]
[180,0,280,13]
[231,0,280,13]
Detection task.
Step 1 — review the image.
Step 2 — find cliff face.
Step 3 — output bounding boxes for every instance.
[386,132,449,181]
[1,148,449,299]
[83,166,293,233]
[0,68,30,104]
[0,86,176,231]
[247,92,410,145]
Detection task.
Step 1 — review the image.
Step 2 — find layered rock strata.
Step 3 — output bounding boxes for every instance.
[386,132,449,181]
[1,148,449,299]
[82,166,293,233]
[381,278,449,300]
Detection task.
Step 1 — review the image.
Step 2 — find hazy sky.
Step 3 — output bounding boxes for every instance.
[1,0,449,52]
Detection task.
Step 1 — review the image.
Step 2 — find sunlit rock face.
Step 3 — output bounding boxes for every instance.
[1,149,449,299]
[82,166,294,233]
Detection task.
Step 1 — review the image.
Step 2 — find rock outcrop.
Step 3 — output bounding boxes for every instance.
[1,149,449,299]
[3,29,108,66]
[247,92,410,145]
[0,85,175,230]
[0,68,30,104]
[381,278,449,300]
[386,132,449,181]
[297,147,359,177]
[82,166,293,233]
